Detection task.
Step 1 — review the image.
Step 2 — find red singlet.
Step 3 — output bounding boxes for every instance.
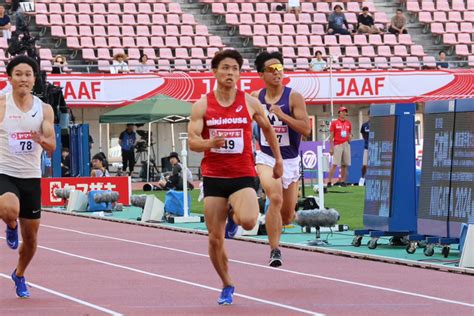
[201,90,256,178]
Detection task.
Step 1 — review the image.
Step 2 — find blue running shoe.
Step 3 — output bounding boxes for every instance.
[217,286,235,305]
[225,207,238,239]
[6,222,19,250]
[11,270,30,298]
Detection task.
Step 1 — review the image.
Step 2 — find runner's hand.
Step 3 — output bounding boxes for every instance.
[31,131,44,145]
[210,137,225,149]
[273,159,283,179]
[329,148,334,156]
[269,104,283,118]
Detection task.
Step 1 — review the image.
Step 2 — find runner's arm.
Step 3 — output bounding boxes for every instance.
[275,91,311,137]
[188,98,225,152]
[32,104,56,152]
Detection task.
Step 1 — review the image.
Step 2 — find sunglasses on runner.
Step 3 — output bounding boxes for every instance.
[263,64,284,73]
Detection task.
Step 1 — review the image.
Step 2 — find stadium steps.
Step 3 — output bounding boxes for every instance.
[174,0,260,64]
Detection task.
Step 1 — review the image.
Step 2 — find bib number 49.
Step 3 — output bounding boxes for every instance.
[222,139,235,150]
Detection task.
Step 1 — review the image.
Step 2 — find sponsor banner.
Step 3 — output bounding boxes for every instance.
[0,70,472,106]
[41,176,131,207]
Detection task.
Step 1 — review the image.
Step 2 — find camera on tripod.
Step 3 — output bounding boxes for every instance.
[135,129,153,152]
[8,30,38,57]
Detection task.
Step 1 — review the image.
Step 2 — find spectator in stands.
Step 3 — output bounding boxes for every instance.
[91,153,110,177]
[157,152,194,191]
[357,6,380,34]
[327,5,351,35]
[287,0,301,17]
[52,55,68,74]
[310,50,327,72]
[135,54,154,73]
[388,9,407,35]
[61,147,70,177]
[0,6,12,39]
[110,53,129,74]
[436,51,449,69]
[119,124,137,176]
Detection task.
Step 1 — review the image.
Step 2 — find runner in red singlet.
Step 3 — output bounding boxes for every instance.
[188,50,283,305]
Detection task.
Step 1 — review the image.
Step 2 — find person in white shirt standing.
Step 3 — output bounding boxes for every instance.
[0,55,56,298]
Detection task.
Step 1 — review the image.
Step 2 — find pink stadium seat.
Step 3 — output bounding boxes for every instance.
[311,25,325,35]
[226,3,240,14]
[455,44,470,56]
[36,14,49,26]
[93,26,107,37]
[122,37,137,48]
[239,25,252,37]
[296,24,311,35]
[180,36,194,48]
[421,1,436,12]
[107,15,121,25]
[377,45,392,57]
[358,57,373,69]
[152,15,166,25]
[79,26,93,37]
[108,3,122,14]
[66,37,80,49]
[369,34,383,46]
[105,26,120,37]
[209,36,225,48]
[268,25,281,35]
[316,3,330,14]
[35,3,48,14]
[92,4,106,14]
[342,57,356,69]
[78,4,91,14]
[181,25,194,36]
[345,46,359,58]
[158,59,171,72]
[313,13,327,24]
[41,60,53,72]
[460,22,473,33]
[354,35,368,46]
[443,33,458,45]
[122,26,135,37]
[362,2,376,12]
[295,58,309,70]
[241,3,254,14]
[165,26,180,36]
[92,15,107,26]
[138,3,152,13]
[374,12,389,24]
[298,13,312,25]
[458,33,473,44]
[165,36,180,48]
[207,48,220,58]
[406,1,420,14]
[83,49,97,61]
[339,35,353,46]
[374,57,389,69]
[39,48,53,61]
[432,12,447,23]
[254,14,268,24]
[430,23,445,35]
[174,59,189,72]
[418,12,433,25]
[436,0,450,11]
[448,12,463,23]
[445,23,460,33]
[127,48,141,60]
[136,37,150,48]
[143,48,157,60]
[65,26,78,37]
[78,15,93,26]
[168,3,183,15]
[324,35,338,46]
[283,14,298,25]
[347,2,360,12]
[267,36,282,47]
[282,25,296,35]
[159,48,173,59]
[345,13,358,25]
[399,34,414,45]
[394,45,409,57]
[469,1,474,10]
[328,46,342,57]
[310,35,323,46]
[212,3,225,14]
[405,56,421,69]
[191,48,206,59]
[411,45,426,56]
[468,55,474,67]
[151,26,165,36]
[422,56,437,68]
[123,3,136,12]
[283,47,296,58]
[167,14,182,25]
[150,37,165,48]
[137,14,152,26]
[295,35,309,46]
[383,34,397,46]
[92,37,107,48]
[361,46,376,57]
[194,36,209,48]
[122,15,137,25]
[153,3,167,13]
[269,14,283,25]
[97,60,110,73]
[182,14,197,25]
[452,0,465,11]
[137,26,151,37]
[297,47,312,58]
[189,59,205,72]
[280,35,295,47]
[49,4,62,14]
[283,58,295,71]
[255,3,269,13]
[389,56,405,69]
[301,3,314,13]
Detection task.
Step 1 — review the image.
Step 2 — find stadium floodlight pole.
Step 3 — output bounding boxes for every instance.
[179,132,189,217]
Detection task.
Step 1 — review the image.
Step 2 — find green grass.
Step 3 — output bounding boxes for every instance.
[133,185,365,230]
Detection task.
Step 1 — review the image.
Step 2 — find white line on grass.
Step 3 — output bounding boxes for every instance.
[0,273,123,316]
[42,224,474,308]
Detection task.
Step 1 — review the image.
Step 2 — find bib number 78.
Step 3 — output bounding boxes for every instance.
[20,141,33,151]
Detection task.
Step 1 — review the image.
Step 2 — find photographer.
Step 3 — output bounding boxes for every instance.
[119,124,137,176]
[157,152,194,191]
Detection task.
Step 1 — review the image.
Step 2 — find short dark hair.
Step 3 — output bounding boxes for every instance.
[334,5,343,10]
[396,9,403,13]
[211,49,243,70]
[315,50,323,56]
[6,55,39,77]
[362,6,369,11]
[62,147,69,153]
[439,50,446,55]
[139,54,148,62]
[254,51,284,73]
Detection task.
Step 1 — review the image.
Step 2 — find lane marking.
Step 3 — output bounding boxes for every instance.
[42,224,474,308]
[0,273,123,316]
[31,243,323,315]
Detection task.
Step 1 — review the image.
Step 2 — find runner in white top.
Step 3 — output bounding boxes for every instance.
[0,55,56,298]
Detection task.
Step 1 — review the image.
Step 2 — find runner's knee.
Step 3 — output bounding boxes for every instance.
[267,192,283,210]
[238,213,258,230]
[0,193,20,220]
[208,232,224,249]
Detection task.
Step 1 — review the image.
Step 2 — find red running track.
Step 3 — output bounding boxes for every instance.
[1,212,473,316]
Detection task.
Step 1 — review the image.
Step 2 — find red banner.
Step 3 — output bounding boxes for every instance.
[0,70,472,106]
[41,176,132,207]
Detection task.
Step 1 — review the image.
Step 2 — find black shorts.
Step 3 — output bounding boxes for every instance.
[0,174,41,220]
[203,176,256,199]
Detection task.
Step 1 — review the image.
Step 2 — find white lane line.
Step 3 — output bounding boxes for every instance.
[0,273,123,316]
[42,224,474,308]
[31,243,323,316]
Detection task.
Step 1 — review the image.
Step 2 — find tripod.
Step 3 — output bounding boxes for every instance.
[136,144,160,181]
